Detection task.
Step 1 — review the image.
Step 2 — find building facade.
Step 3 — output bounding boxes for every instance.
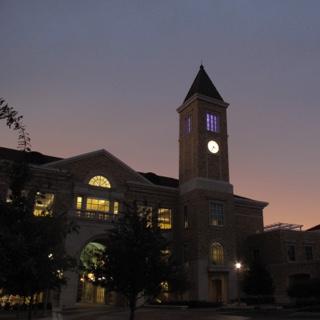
[247,224,320,303]
[1,65,316,307]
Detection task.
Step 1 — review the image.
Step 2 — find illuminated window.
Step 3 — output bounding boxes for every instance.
[158,208,172,230]
[88,176,111,188]
[138,205,153,227]
[185,115,192,134]
[211,242,224,265]
[209,202,224,226]
[206,113,220,132]
[33,192,55,216]
[86,198,110,212]
[76,196,83,210]
[113,201,119,214]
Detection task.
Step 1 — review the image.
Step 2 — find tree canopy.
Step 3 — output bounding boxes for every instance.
[90,204,186,320]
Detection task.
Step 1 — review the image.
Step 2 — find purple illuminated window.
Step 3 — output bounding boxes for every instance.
[206,113,220,132]
[185,115,192,134]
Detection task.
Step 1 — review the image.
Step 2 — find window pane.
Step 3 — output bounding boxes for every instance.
[185,115,192,134]
[158,208,172,230]
[287,245,296,261]
[138,205,153,227]
[206,113,220,132]
[86,198,110,212]
[209,202,224,226]
[33,192,55,216]
[211,243,224,265]
[88,176,111,188]
[305,246,313,261]
[113,201,119,214]
[76,196,83,210]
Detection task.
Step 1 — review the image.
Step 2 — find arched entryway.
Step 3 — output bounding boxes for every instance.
[77,241,113,304]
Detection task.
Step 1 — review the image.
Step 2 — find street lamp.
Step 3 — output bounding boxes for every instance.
[235,262,242,306]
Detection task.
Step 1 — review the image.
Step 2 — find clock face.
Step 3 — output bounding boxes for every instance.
[208,140,219,154]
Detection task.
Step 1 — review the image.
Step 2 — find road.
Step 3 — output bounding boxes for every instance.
[60,305,320,320]
[1,305,320,320]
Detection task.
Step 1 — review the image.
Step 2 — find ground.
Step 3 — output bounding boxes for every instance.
[1,304,320,320]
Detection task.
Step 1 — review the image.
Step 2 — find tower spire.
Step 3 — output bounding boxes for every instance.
[184,65,223,102]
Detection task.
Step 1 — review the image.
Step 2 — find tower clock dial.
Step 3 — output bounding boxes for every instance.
[208,140,219,154]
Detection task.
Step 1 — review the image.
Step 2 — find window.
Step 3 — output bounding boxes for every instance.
[138,205,153,227]
[287,245,296,262]
[209,202,224,226]
[113,201,119,214]
[86,198,110,212]
[211,242,224,265]
[33,192,55,216]
[76,196,83,210]
[158,208,172,230]
[88,175,111,188]
[185,115,192,134]
[184,205,189,229]
[206,112,220,132]
[305,246,313,261]
[161,248,171,262]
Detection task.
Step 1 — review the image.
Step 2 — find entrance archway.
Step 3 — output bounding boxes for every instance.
[78,241,108,304]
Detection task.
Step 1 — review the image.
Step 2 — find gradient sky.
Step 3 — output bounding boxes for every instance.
[1,0,319,229]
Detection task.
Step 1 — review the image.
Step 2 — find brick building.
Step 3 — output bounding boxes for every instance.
[247,223,320,302]
[0,65,318,307]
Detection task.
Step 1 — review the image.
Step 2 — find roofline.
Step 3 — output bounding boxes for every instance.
[177,94,229,113]
[234,195,269,208]
[43,149,153,185]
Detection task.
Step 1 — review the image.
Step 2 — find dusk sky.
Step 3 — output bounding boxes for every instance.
[1,0,319,229]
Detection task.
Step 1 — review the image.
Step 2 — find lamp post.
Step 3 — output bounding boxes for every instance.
[235,262,242,306]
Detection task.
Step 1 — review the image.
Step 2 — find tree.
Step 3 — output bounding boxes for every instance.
[242,260,274,301]
[90,204,186,320]
[0,97,31,151]
[0,99,76,319]
[0,163,77,319]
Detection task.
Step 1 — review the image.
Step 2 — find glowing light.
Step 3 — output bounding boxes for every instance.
[235,262,242,270]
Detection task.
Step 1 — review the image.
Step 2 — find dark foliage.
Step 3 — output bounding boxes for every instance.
[242,260,274,297]
[0,98,31,151]
[90,203,187,320]
[0,161,76,319]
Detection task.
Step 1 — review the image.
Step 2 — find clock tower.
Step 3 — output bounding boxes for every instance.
[176,65,237,302]
[177,65,232,194]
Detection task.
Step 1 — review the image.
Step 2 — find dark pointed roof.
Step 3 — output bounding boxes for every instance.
[184,65,224,102]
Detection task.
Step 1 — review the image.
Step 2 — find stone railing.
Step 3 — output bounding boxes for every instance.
[74,210,119,223]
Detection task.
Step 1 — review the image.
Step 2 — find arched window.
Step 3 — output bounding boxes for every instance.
[211,242,224,265]
[88,175,111,188]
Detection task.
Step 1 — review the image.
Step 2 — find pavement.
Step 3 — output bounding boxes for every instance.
[1,304,320,320]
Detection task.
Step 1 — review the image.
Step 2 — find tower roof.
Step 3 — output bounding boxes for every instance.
[184,65,224,102]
